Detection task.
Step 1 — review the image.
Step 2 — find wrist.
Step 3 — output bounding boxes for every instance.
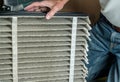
[59,0,69,6]
[62,0,69,4]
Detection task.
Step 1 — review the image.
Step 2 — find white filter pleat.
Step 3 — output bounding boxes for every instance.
[0,18,13,82]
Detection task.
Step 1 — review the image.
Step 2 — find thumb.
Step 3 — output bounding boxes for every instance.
[46,4,63,19]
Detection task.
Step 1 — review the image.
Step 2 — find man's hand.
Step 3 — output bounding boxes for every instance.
[24,0,69,19]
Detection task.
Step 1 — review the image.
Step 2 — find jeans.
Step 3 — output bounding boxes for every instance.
[86,15,120,82]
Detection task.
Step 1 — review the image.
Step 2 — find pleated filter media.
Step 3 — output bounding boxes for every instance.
[0,12,91,82]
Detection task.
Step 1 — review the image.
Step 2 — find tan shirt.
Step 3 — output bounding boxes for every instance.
[99,0,120,27]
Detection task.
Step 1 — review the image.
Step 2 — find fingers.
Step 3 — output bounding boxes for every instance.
[26,6,49,12]
[24,2,45,11]
[24,1,61,19]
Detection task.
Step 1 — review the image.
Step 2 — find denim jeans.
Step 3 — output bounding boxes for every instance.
[86,15,120,82]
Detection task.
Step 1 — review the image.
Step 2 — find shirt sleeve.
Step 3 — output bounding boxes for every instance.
[99,0,120,27]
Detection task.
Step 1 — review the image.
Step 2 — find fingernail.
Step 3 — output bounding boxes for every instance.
[46,15,50,20]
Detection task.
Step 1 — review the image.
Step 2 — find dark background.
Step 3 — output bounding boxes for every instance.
[61,0,101,25]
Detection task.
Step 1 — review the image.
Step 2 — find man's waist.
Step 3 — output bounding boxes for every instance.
[112,26,120,32]
[100,14,120,32]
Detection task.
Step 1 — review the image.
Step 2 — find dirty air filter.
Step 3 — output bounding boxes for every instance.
[0,12,91,82]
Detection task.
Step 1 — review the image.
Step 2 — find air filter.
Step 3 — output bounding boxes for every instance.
[0,12,91,82]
